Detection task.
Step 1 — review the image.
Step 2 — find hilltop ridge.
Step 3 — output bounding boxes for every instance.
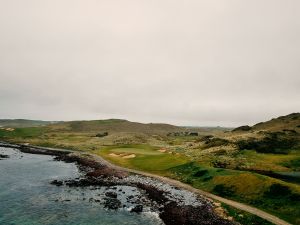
[0,119,58,128]
[232,113,300,133]
[48,119,185,134]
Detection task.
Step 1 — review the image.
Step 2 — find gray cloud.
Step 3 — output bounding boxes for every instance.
[0,0,299,126]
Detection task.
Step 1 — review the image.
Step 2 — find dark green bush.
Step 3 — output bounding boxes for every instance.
[232,125,252,132]
[193,169,208,177]
[204,138,229,148]
[202,176,213,181]
[236,132,298,154]
[282,158,300,170]
[264,184,291,198]
[197,135,214,142]
[95,132,108,137]
[213,184,235,197]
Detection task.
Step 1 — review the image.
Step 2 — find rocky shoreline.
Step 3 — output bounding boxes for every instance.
[0,142,235,225]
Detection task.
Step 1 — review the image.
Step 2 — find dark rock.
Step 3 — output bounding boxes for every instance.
[105,191,117,198]
[86,167,128,179]
[104,198,121,210]
[65,178,108,187]
[50,180,63,186]
[160,202,233,225]
[131,205,143,213]
[136,183,168,204]
[0,154,9,159]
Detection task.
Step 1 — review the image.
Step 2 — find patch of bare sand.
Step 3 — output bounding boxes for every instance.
[109,153,136,159]
[122,154,136,159]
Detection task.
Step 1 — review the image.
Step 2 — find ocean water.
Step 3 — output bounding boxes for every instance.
[0,147,164,225]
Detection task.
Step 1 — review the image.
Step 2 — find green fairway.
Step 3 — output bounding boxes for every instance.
[130,154,187,171]
[96,144,188,172]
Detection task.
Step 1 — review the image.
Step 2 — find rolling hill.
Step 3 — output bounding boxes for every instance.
[0,119,58,128]
[229,113,300,154]
[48,119,185,134]
[233,113,300,133]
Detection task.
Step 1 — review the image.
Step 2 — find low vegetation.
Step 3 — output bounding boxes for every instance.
[221,203,273,225]
[236,132,299,154]
[168,162,300,224]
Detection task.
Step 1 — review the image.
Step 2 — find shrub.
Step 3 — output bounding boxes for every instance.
[95,132,108,138]
[196,135,213,143]
[204,138,229,148]
[193,169,208,177]
[232,125,252,132]
[213,184,235,197]
[264,184,291,198]
[211,160,230,168]
[282,158,300,170]
[203,176,213,181]
[185,177,193,184]
[236,132,298,154]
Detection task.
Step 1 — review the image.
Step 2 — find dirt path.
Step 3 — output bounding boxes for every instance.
[88,153,292,225]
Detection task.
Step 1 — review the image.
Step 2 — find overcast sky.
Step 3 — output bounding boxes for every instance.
[0,0,299,127]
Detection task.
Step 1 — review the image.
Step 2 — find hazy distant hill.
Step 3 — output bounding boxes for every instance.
[229,113,300,154]
[0,119,57,128]
[232,113,300,133]
[48,119,185,134]
[252,113,300,132]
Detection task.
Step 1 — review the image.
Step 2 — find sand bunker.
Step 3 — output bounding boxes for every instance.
[0,128,15,131]
[109,153,119,157]
[122,154,136,159]
[158,149,167,153]
[109,153,136,159]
